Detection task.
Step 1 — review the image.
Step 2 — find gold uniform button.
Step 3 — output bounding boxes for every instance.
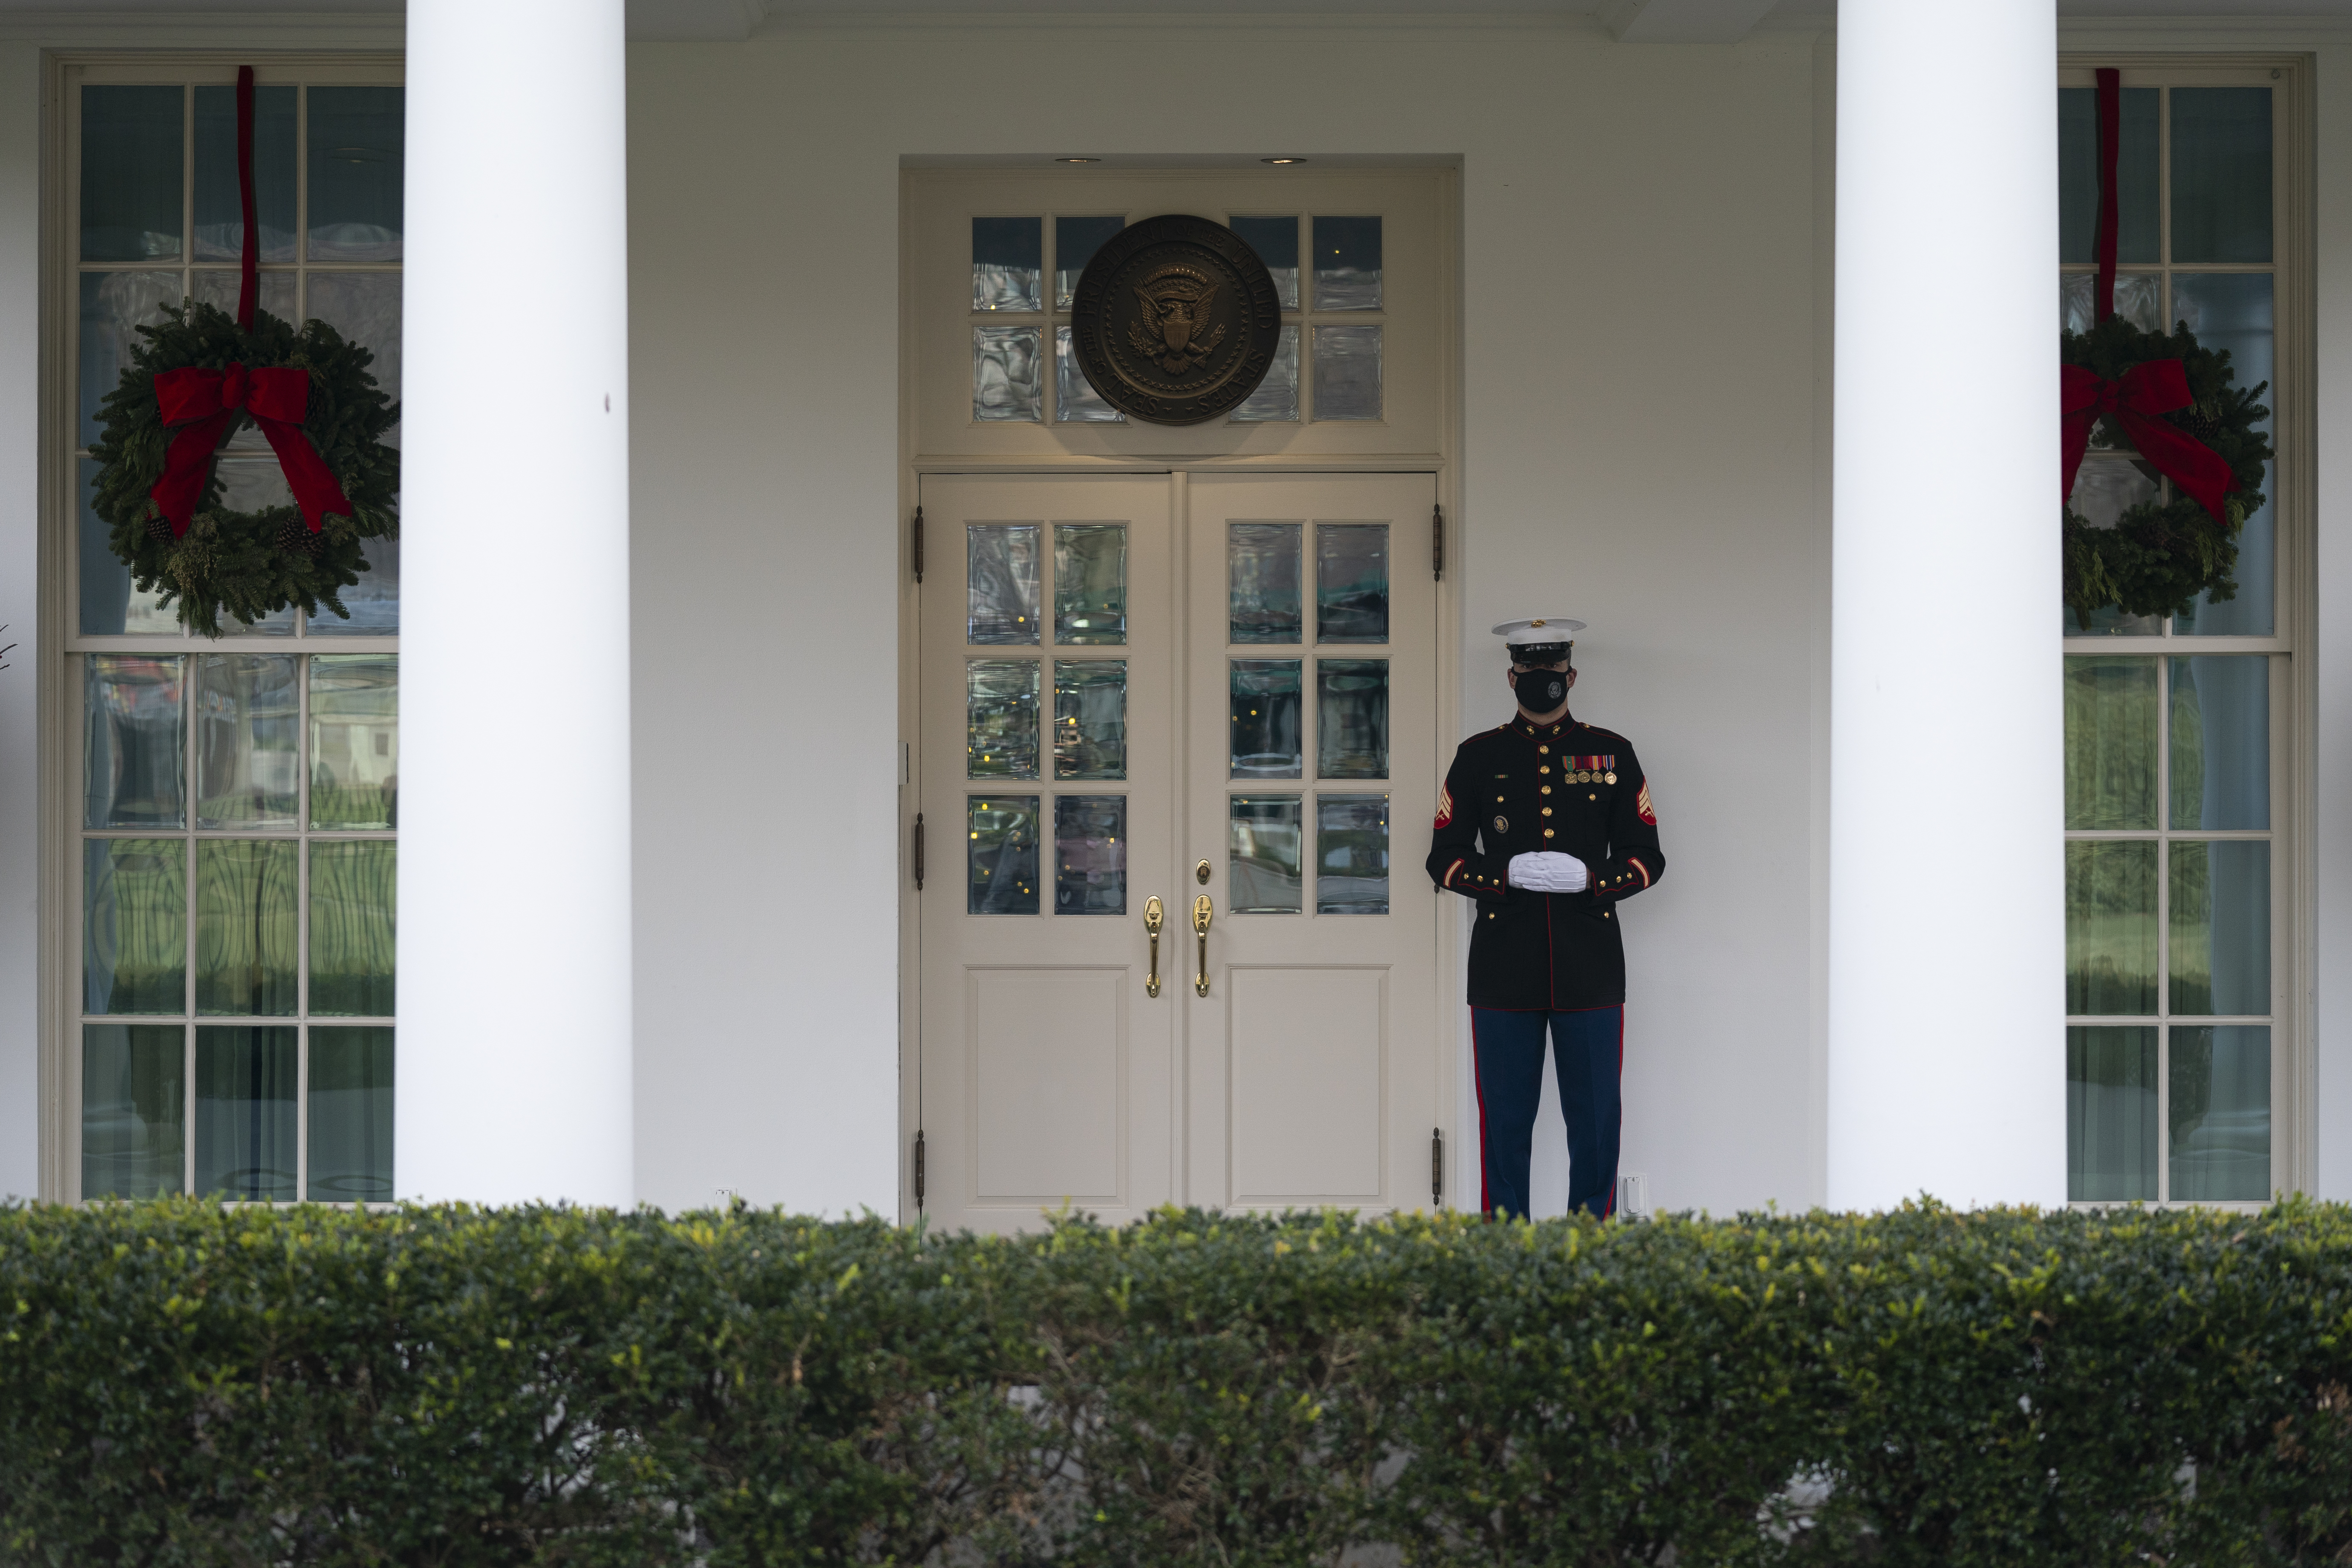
[1540,785,1552,796]
[1539,766,1551,776]
[1589,793,1598,801]
[1537,746,1550,755]
[1541,807,1553,817]
[1543,829,1556,839]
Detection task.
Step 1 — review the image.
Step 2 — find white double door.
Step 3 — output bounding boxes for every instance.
[916,471,1440,1232]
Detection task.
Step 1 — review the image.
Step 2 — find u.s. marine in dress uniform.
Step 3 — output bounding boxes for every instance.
[1425,618,1665,1220]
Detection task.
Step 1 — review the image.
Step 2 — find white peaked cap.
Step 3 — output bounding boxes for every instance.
[1491,617,1587,646]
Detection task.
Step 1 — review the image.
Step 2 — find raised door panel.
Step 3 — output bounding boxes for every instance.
[971,967,1125,1204]
[1228,965,1386,1204]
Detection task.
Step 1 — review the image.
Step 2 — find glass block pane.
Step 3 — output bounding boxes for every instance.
[2064,656,2157,830]
[968,659,1041,779]
[973,216,1041,311]
[2170,1024,2270,1201]
[1231,659,1303,779]
[194,654,297,829]
[82,1023,185,1199]
[1317,660,1388,779]
[86,654,185,829]
[303,269,404,452]
[2057,86,2159,265]
[1312,325,1382,421]
[80,272,181,450]
[81,85,183,262]
[195,839,298,1017]
[2169,840,2268,1017]
[974,326,1042,422]
[310,655,399,830]
[2066,1025,2157,1202]
[193,83,296,262]
[80,457,176,636]
[194,1025,298,1201]
[84,839,187,1016]
[1316,523,1389,643]
[1230,522,1302,643]
[1054,523,1126,644]
[1317,794,1389,914]
[1055,214,1124,310]
[1312,216,1382,310]
[1054,660,1126,780]
[2066,839,2157,1016]
[2171,87,2271,264]
[306,86,404,261]
[967,522,1041,645]
[309,1026,394,1202]
[1229,324,1300,423]
[1055,325,1124,423]
[2170,656,2268,830]
[1053,795,1126,916]
[968,795,1040,915]
[1230,795,1304,914]
[2061,272,2160,334]
[310,840,396,1016]
[2064,460,2162,636]
[1230,216,1300,310]
[2171,274,2273,436]
[2176,470,2273,636]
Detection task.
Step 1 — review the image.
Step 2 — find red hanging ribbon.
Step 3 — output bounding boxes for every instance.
[234,64,258,331]
[149,364,352,538]
[2061,360,2234,525]
[2094,67,2120,323]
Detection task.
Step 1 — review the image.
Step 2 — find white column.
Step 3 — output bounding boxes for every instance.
[1830,0,2065,1209]
[398,0,633,1205]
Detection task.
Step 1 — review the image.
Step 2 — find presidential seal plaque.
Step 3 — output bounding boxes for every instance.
[1069,213,1282,426]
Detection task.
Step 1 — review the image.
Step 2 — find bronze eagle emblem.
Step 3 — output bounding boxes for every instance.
[1127,265,1226,374]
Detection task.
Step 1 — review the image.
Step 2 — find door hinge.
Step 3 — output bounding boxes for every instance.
[1431,503,1445,582]
[913,813,926,890]
[914,1129,927,1210]
[911,505,926,584]
[1432,1127,1444,1206]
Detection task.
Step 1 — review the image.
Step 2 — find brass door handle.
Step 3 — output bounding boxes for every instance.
[1144,896,1165,999]
[1192,894,1213,997]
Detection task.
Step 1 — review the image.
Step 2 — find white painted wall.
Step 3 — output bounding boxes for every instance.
[0,41,41,1201]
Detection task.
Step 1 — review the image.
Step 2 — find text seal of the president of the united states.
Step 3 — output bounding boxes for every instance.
[1069,213,1282,426]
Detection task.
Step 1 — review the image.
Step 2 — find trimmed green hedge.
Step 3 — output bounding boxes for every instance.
[4,1200,2351,1566]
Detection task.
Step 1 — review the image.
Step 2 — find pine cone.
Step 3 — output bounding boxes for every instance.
[2170,405,2222,444]
[276,517,321,558]
[145,515,174,543]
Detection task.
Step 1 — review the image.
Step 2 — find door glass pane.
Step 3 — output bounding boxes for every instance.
[967,523,1041,644]
[2066,839,2157,1015]
[2176,475,2273,636]
[1230,523,1303,643]
[968,795,1041,915]
[1055,326,1125,423]
[86,654,186,829]
[309,1026,394,1202]
[82,1023,185,1199]
[2170,1024,2270,1201]
[80,458,176,635]
[1054,660,1126,780]
[2171,274,2273,435]
[1317,660,1389,780]
[306,86,405,261]
[81,85,183,262]
[2062,272,2161,334]
[311,655,399,830]
[194,83,295,262]
[2169,840,2268,1016]
[968,660,1041,779]
[1230,795,1303,913]
[2169,656,2268,830]
[1054,523,1127,644]
[194,1025,298,1201]
[1312,325,1382,421]
[196,839,298,1016]
[1316,523,1389,643]
[1053,795,1126,915]
[2058,86,2159,265]
[1229,324,1300,423]
[2170,87,2271,264]
[2064,459,2164,635]
[973,216,1042,311]
[2067,1025,2157,1201]
[310,841,396,1016]
[1229,216,1299,309]
[80,272,180,450]
[1055,214,1123,309]
[85,839,187,1015]
[1316,794,1389,914]
[304,270,404,455]
[1231,659,1303,779]
[2064,656,2157,830]
[1311,216,1381,310]
[195,654,298,829]
[974,326,1043,421]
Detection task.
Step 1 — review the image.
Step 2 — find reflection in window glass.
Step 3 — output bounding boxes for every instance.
[309,1026,394,1202]
[1054,523,1127,644]
[2067,1025,2157,1201]
[968,795,1041,914]
[310,841,396,1017]
[1317,794,1389,914]
[974,325,1043,422]
[2058,86,2159,265]
[973,216,1042,311]
[1317,660,1389,780]
[2169,1024,2269,1201]
[1055,214,1123,310]
[1055,326,1125,423]
[1312,216,1381,310]
[80,273,180,450]
[86,655,186,830]
[196,654,300,829]
[1229,325,1300,423]
[195,839,299,1017]
[1054,661,1126,780]
[1312,325,1382,421]
[2177,475,2274,635]
[1230,795,1303,913]
[79,458,176,635]
[1230,523,1303,643]
[2061,272,2160,334]
[1231,660,1303,779]
[82,1023,185,1199]
[2066,839,2158,1016]
[81,85,183,262]
[968,660,1041,779]
[1316,523,1389,643]
[1229,215,1300,309]
[2064,657,2157,830]
[1054,796,1126,915]
[311,655,400,829]
[194,1025,298,1201]
[85,839,187,1016]
[967,523,1041,645]
[2170,88,2272,265]
[2169,656,2268,830]
[306,86,405,262]
[195,84,296,262]
[2063,460,2163,636]
[2169,840,2268,1017]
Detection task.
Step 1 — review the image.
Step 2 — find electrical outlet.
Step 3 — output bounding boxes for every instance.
[1615,1171,1651,1222]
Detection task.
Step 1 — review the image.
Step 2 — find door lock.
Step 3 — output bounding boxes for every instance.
[1195,859,1212,885]
[1192,894,1213,997]
[1144,896,1165,999]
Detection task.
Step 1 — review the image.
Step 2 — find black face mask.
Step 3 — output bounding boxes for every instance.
[1512,666,1568,712]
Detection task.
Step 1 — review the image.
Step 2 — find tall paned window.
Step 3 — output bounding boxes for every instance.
[2060,66,2297,1205]
[68,67,402,1202]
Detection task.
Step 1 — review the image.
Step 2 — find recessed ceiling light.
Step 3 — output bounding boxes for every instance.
[1261,156,1307,165]
[1057,156,1101,164]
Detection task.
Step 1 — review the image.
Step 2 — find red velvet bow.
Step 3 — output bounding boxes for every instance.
[149,362,352,539]
[2060,359,2235,526]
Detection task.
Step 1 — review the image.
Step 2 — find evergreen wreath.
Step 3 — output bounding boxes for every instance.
[2061,313,2272,622]
[87,299,399,639]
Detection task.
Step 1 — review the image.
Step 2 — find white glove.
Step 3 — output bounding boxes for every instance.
[1507,851,1589,894]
